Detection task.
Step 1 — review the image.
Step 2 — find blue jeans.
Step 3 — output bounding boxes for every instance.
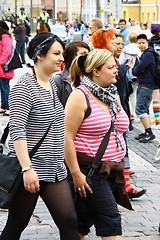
[16,40,26,64]
[135,86,153,118]
[0,78,10,110]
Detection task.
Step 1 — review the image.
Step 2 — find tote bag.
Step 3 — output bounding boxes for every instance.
[0,123,52,209]
[0,154,22,209]
[3,45,22,72]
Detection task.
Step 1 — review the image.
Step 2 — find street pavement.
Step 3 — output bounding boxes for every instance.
[0,65,160,239]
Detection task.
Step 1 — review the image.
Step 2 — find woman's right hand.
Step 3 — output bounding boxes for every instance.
[73,171,93,197]
[23,169,40,193]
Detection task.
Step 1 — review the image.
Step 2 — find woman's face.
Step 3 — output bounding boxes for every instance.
[115,36,124,56]
[107,36,117,53]
[93,56,118,88]
[40,40,64,74]
[76,46,89,56]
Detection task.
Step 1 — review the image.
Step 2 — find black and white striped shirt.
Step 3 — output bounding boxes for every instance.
[8,72,67,182]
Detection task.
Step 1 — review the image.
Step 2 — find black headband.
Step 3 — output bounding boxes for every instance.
[31,35,57,61]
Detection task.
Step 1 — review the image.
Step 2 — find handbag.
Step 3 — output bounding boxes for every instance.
[0,123,52,209]
[3,45,22,72]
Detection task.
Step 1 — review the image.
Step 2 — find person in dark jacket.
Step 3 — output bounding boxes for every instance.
[13,18,26,64]
[148,23,160,129]
[53,41,90,108]
[132,34,156,143]
[91,29,146,199]
[114,33,146,199]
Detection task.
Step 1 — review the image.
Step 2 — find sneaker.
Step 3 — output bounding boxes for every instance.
[139,132,156,143]
[151,124,160,130]
[135,133,146,140]
[3,110,10,116]
[128,189,147,199]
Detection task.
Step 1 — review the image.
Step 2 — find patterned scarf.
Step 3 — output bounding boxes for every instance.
[82,76,121,123]
[82,77,124,151]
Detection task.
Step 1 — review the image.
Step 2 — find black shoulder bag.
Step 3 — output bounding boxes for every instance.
[0,124,52,209]
[3,45,22,72]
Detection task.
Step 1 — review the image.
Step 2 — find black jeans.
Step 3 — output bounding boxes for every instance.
[76,166,122,237]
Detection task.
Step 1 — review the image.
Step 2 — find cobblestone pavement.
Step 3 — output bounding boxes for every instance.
[0,65,160,239]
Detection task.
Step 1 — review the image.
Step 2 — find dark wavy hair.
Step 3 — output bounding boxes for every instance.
[27,32,65,62]
[63,41,90,70]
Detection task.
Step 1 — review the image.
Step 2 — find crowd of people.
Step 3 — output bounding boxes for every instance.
[0,10,160,239]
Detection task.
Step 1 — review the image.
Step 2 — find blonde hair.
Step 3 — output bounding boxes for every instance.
[70,49,113,87]
[128,32,138,43]
[88,18,103,29]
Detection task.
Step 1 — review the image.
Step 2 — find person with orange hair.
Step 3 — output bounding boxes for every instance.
[92,28,146,199]
[92,28,117,53]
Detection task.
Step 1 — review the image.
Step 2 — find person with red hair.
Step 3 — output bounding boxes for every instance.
[92,28,117,53]
[91,28,146,199]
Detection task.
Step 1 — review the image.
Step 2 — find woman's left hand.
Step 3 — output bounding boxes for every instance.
[73,171,93,197]
[23,168,40,193]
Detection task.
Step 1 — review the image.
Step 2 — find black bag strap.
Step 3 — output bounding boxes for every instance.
[76,86,113,175]
[29,123,52,158]
[76,87,91,119]
[88,122,113,176]
[0,123,52,156]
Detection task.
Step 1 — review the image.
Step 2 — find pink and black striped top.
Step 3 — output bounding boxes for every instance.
[74,86,129,162]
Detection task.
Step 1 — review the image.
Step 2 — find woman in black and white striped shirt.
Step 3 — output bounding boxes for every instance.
[0,32,80,240]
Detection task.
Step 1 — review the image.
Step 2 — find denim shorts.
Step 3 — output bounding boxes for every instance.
[76,166,122,237]
[135,86,153,118]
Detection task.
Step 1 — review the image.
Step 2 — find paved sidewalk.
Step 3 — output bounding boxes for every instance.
[0,117,160,240]
[0,66,160,239]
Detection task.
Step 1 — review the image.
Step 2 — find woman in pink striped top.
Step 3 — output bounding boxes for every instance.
[65,49,132,240]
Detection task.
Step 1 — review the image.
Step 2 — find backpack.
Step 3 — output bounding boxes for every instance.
[24,20,31,36]
[3,45,22,72]
[148,48,160,88]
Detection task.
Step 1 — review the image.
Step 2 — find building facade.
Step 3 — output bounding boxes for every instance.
[81,0,110,25]
[120,0,160,24]
[1,0,159,25]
